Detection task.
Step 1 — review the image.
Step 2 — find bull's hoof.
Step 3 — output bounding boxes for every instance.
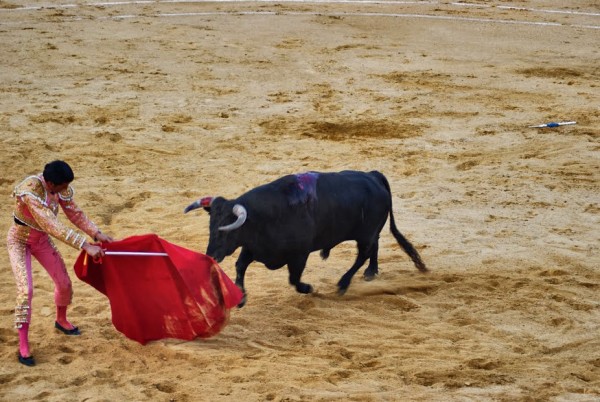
[237,294,247,308]
[363,272,378,282]
[296,283,313,294]
[337,277,351,294]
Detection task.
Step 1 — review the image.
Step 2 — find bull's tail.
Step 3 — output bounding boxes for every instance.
[371,171,428,272]
[389,211,428,272]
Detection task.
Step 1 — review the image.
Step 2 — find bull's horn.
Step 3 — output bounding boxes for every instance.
[184,196,214,213]
[218,204,247,231]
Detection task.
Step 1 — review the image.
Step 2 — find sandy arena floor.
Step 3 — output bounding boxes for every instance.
[0,1,599,401]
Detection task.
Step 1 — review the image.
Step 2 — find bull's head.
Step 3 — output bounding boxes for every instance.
[184,196,248,262]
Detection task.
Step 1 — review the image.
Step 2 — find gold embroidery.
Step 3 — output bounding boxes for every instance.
[11,174,98,249]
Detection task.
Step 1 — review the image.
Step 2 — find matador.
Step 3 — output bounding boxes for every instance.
[7,160,112,366]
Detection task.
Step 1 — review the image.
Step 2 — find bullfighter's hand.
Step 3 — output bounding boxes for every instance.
[83,242,105,258]
[95,231,115,243]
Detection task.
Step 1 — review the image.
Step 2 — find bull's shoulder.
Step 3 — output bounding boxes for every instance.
[240,173,320,211]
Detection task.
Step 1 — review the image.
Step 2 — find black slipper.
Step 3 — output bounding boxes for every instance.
[18,354,35,367]
[55,321,81,335]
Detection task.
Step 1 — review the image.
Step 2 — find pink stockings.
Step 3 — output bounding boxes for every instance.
[56,305,75,330]
[17,308,74,359]
[18,323,30,357]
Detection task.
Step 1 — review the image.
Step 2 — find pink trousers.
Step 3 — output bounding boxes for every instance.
[7,224,73,328]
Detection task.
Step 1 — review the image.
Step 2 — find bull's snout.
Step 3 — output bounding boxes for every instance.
[206,245,224,263]
[209,254,224,263]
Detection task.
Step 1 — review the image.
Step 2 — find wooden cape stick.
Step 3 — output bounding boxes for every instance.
[104,251,169,257]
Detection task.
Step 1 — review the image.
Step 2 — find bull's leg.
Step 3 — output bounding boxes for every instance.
[234,248,254,307]
[363,241,379,281]
[337,244,370,295]
[287,254,313,294]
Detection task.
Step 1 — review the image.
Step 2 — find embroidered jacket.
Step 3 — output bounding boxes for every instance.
[12,174,99,249]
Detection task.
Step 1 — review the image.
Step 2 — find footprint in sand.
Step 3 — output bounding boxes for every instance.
[57,345,76,365]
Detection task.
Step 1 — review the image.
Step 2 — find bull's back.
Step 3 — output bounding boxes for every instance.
[311,171,390,249]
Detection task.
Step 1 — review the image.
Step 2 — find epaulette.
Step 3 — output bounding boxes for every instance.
[58,185,75,201]
[13,175,47,205]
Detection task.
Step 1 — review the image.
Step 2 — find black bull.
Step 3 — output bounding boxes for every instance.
[185,170,427,307]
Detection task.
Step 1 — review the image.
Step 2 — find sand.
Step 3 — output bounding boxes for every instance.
[0,1,599,401]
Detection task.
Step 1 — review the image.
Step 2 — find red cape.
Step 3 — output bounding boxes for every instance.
[74,234,243,345]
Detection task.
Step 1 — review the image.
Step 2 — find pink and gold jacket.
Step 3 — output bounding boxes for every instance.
[12,174,100,249]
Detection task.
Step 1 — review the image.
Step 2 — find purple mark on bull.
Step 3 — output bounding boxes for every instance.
[287,172,319,207]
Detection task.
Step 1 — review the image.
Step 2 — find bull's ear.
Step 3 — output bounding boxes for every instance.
[201,196,214,213]
[204,196,227,215]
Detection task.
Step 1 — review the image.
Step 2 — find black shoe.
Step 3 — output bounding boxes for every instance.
[54,321,81,335]
[18,354,35,367]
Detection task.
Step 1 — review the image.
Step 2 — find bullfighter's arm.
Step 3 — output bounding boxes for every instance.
[21,194,89,249]
[58,186,101,240]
